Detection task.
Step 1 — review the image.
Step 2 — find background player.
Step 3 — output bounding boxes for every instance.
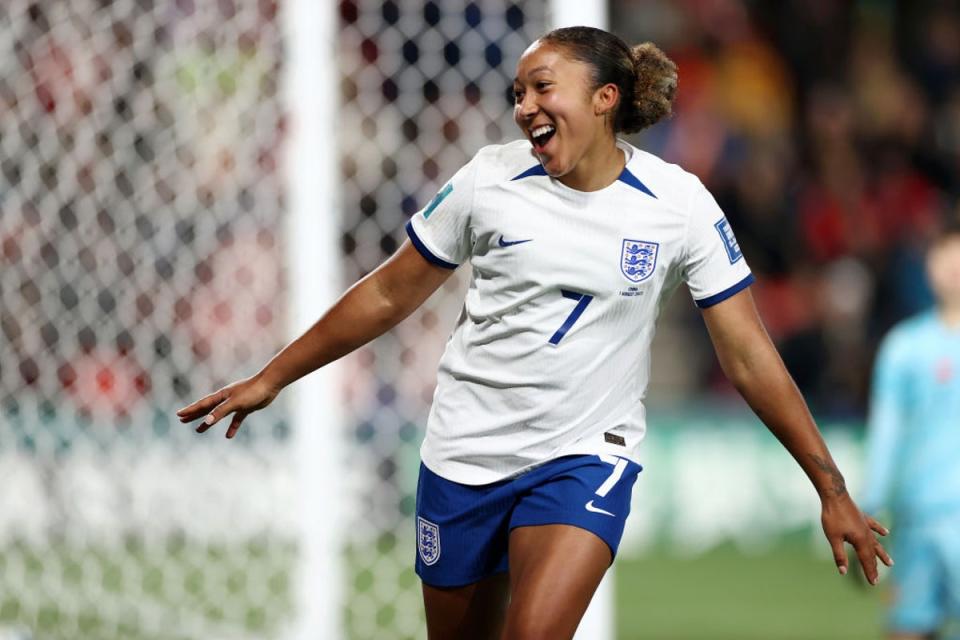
[862,215,960,640]
[178,27,892,639]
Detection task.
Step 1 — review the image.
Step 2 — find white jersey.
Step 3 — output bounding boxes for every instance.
[406,139,752,484]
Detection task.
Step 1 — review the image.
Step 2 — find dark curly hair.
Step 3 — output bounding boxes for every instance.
[540,26,677,134]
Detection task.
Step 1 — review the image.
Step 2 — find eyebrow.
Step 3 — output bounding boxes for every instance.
[512,65,552,83]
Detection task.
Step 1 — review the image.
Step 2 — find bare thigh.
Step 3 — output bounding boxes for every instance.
[501,524,611,640]
[422,572,510,640]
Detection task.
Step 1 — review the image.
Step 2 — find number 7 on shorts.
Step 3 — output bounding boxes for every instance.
[595,454,627,497]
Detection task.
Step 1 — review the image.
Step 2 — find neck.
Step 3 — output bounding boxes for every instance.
[939,301,960,329]
[558,135,625,192]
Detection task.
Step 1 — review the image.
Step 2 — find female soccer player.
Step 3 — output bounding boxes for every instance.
[178,27,892,639]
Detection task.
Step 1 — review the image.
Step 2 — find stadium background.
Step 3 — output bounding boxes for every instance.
[2,0,958,638]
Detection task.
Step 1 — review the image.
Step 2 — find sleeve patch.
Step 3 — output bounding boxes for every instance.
[713,218,743,264]
[423,183,453,219]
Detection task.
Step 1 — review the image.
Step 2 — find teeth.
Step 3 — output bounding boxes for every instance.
[531,125,555,138]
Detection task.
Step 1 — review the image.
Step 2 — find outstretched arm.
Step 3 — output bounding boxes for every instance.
[700,288,893,584]
[176,240,455,436]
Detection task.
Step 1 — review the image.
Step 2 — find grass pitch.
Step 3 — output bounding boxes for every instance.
[615,539,885,639]
[0,536,887,639]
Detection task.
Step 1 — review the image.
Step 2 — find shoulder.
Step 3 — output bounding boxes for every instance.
[878,311,937,363]
[622,143,705,211]
[467,140,543,185]
[889,311,937,341]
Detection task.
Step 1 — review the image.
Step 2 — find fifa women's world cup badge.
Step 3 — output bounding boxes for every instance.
[417,516,441,566]
[619,239,659,296]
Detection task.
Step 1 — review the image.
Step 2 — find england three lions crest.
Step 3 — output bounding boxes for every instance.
[621,239,659,283]
[417,516,441,566]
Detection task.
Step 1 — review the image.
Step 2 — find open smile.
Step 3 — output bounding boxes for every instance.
[530,124,556,153]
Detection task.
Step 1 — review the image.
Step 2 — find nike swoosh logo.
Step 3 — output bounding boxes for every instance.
[585,500,616,517]
[498,235,533,247]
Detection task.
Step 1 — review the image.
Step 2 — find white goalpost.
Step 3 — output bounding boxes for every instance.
[549,0,615,635]
[284,2,343,639]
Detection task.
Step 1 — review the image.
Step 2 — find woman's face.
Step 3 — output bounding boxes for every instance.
[512,41,612,179]
[928,235,960,306]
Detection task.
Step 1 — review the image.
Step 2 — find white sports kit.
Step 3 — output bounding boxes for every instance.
[406,139,753,485]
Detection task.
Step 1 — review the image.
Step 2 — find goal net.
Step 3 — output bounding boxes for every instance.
[1,1,293,638]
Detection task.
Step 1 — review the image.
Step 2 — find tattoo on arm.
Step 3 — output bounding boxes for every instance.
[810,454,848,497]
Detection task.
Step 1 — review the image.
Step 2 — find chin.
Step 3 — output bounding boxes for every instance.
[539,156,569,177]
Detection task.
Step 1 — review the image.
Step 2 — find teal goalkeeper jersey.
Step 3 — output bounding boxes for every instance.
[862,310,960,524]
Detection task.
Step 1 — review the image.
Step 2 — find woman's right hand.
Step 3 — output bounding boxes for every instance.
[176,374,280,438]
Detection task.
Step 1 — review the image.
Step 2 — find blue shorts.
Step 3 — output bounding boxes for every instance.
[415,454,642,587]
[888,514,960,634]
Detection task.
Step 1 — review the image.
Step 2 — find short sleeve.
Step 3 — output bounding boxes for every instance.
[682,183,754,307]
[405,155,479,269]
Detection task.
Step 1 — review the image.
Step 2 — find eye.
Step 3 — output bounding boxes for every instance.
[535,81,551,91]
[512,88,524,103]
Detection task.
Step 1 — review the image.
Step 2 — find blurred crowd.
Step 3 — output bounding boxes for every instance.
[620,0,960,416]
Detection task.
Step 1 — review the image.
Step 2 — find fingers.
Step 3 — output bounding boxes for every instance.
[194,398,236,433]
[830,537,847,576]
[864,516,894,572]
[176,389,227,422]
[876,540,894,568]
[225,411,248,439]
[866,516,890,537]
[852,535,879,585]
[177,378,269,438]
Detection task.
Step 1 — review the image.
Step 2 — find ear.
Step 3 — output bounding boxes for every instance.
[593,83,620,117]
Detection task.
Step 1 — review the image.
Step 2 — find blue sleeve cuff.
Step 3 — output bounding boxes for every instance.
[695,273,755,308]
[405,221,459,270]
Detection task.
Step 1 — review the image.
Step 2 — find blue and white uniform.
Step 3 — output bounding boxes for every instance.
[407,139,753,585]
[863,311,960,633]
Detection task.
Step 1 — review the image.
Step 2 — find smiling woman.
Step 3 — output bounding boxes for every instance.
[512,30,676,191]
[178,25,892,640]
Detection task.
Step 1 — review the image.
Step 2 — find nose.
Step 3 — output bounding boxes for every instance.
[516,91,538,121]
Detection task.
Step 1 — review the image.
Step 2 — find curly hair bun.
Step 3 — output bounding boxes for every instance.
[623,42,678,134]
[539,27,677,134]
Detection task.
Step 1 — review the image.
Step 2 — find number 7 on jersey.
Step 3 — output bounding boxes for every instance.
[549,289,594,345]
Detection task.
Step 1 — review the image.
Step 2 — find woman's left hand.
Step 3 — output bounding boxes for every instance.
[820,493,893,584]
